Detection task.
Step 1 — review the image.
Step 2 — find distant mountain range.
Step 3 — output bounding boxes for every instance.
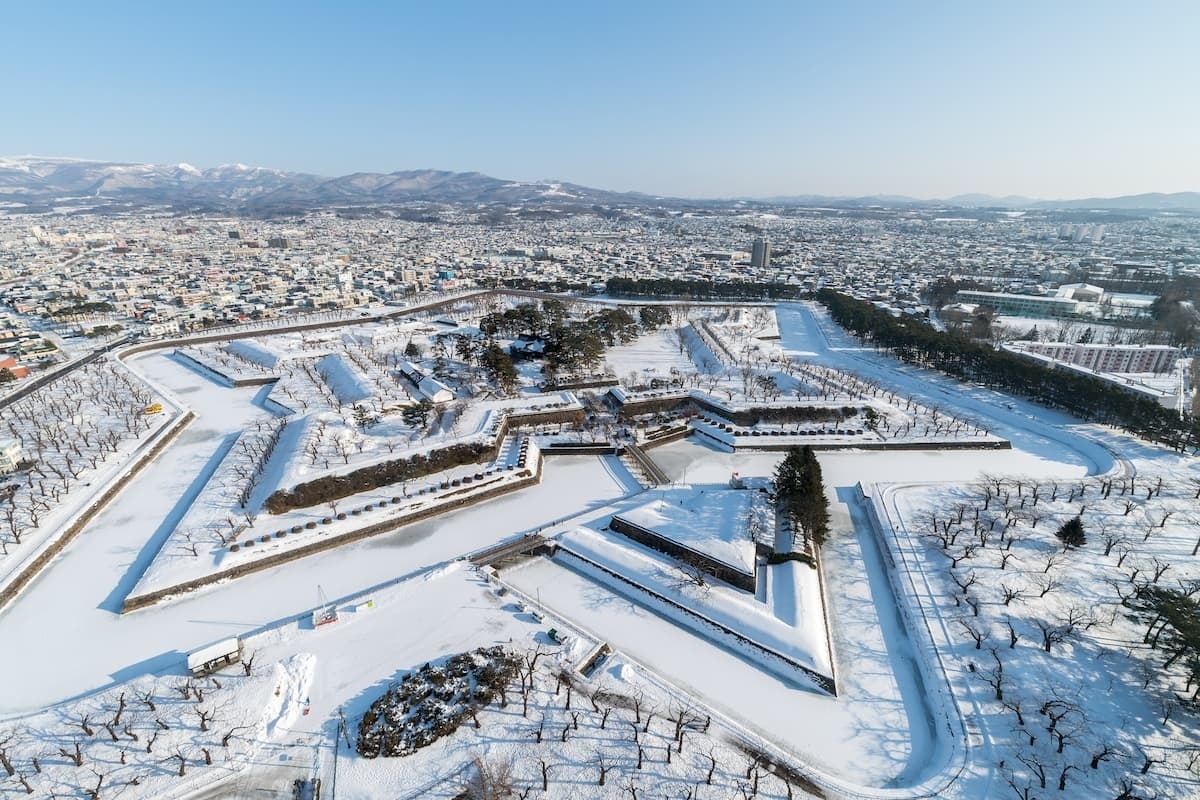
[0,156,1196,215]
[0,156,659,216]
[762,191,1200,211]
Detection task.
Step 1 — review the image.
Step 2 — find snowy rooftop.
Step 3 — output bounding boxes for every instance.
[612,486,760,573]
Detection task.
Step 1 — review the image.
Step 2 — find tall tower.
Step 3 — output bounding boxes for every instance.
[751,237,771,268]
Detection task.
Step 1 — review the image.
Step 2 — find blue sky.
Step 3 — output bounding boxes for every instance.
[3,1,1197,198]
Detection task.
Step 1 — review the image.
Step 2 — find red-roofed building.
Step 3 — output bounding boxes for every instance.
[0,356,30,380]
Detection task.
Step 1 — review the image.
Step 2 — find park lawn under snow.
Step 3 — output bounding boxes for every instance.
[877,455,1200,799]
[0,350,632,715]
[553,522,832,679]
[603,327,696,385]
[10,295,1200,800]
[244,563,822,799]
[0,652,314,800]
[130,437,540,599]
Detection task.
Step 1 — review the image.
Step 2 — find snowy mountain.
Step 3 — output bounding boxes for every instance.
[0,157,654,215]
[1,156,1195,214]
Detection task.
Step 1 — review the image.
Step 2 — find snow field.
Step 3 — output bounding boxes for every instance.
[882,465,1200,799]
[302,562,824,800]
[132,444,542,600]
[614,485,763,573]
[7,294,1193,800]
[551,523,831,680]
[0,652,314,800]
[603,327,697,385]
[0,344,633,713]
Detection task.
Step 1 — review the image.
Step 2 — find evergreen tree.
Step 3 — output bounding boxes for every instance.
[480,343,518,394]
[403,399,434,428]
[773,446,830,549]
[352,403,378,429]
[796,446,830,546]
[1054,515,1086,549]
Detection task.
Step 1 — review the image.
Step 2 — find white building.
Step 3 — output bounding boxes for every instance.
[417,375,455,404]
[1008,342,1179,374]
[0,439,23,473]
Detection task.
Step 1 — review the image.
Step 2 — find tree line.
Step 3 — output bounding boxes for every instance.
[479,300,672,376]
[606,277,807,300]
[816,290,1200,453]
[265,440,494,513]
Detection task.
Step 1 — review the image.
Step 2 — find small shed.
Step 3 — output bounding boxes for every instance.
[417,375,455,404]
[0,439,23,474]
[186,637,242,678]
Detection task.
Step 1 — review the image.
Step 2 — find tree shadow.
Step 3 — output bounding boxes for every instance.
[835,484,939,787]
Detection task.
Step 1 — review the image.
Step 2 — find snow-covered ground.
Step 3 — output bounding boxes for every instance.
[2,297,1196,800]
[0,651,314,799]
[0,359,174,592]
[604,327,695,385]
[612,486,762,573]
[0,350,631,714]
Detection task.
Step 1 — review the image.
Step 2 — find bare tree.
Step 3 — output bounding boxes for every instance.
[84,768,104,800]
[195,706,215,732]
[221,724,254,748]
[1016,752,1047,790]
[458,755,515,800]
[1000,584,1025,606]
[59,739,83,767]
[1035,574,1062,598]
[0,729,17,777]
[957,618,989,650]
[1003,617,1021,648]
[980,648,1005,701]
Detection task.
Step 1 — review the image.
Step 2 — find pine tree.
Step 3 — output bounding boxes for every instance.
[797,446,830,546]
[352,404,377,429]
[773,446,830,549]
[1054,516,1086,550]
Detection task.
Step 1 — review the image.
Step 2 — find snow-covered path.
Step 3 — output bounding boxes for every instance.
[776,303,1118,476]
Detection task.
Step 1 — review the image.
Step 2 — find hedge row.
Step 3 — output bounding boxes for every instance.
[265,441,493,513]
[616,395,691,420]
[702,404,860,428]
[766,551,817,567]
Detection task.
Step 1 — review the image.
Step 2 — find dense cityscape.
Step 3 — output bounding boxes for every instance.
[3,185,1198,412]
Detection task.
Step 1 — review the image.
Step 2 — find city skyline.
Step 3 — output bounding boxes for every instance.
[4,1,1198,199]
